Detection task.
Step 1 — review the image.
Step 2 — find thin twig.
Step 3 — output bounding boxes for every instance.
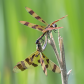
[48,32,61,67]
[48,30,71,84]
[58,35,68,84]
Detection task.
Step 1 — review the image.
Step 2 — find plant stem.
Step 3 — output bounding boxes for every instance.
[48,31,71,84]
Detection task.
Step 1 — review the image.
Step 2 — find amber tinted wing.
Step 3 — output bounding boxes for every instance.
[40,52,47,75]
[42,27,63,32]
[50,15,68,26]
[42,53,61,73]
[19,21,45,31]
[13,51,60,73]
[25,7,48,25]
[13,51,40,72]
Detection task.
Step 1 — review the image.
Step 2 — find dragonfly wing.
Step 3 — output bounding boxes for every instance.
[40,52,47,75]
[42,53,61,73]
[19,21,45,31]
[50,15,68,26]
[13,51,40,73]
[13,52,60,73]
[42,27,63,32]
[25,7,48,25]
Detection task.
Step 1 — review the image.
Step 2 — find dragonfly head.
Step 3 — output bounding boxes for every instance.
[50,24,57,33]
[50,24,57,28]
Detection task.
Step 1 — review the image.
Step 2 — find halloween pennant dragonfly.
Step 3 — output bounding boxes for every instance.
[13,40,61,75]
[19,7,67,43]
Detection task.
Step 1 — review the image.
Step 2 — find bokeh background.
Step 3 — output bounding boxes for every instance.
[0,0,84,84]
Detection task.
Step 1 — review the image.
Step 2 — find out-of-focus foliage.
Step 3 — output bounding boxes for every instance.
[0,0,84,84]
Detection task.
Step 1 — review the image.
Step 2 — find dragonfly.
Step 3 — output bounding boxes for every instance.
[13,40,61,75]
[19,7,67,43]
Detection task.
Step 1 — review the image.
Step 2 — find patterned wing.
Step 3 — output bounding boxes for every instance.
[13,51,60,74]
[19,21,45,31]
[13,51,40,72]
[50,15,68,26]
[42,27,63,32]
[42,53,61,73]
[25,7,48,25]
[40,52,47,75]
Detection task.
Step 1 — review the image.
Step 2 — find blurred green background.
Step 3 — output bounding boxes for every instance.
[0,0,84,84]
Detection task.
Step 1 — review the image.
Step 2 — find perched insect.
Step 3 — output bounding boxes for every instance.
[19,7,67,43]
[13,40,61,75]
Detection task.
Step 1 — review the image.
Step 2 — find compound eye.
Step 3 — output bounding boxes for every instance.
[55,24,57,27]
[52,24,57,27]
